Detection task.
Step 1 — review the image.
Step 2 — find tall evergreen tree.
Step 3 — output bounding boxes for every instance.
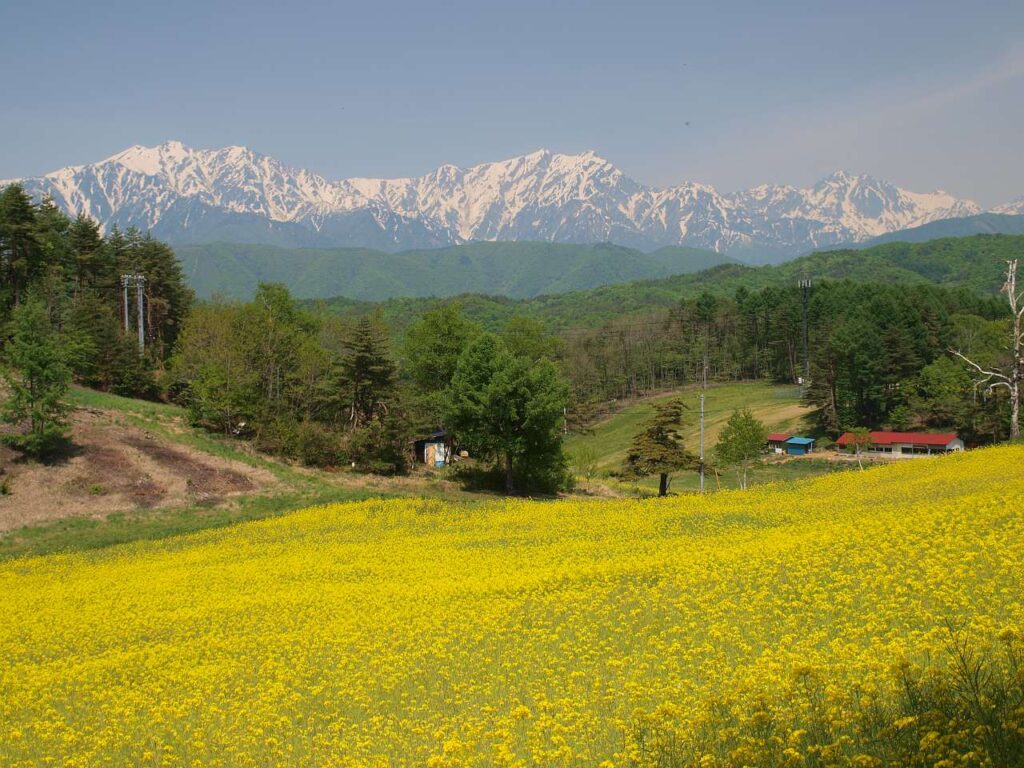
[623,398,694,496]
[0,184,43,315]
[67,213,106,294]
[338,316,396,429]
[1,297,71,456]
[117,231,192,357]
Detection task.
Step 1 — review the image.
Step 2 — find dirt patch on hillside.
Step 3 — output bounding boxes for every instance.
[0,408,275,533]
[122,435,255,498]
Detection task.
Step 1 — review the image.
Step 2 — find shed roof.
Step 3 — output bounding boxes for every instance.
[836,431,958,447]
[766,432,791,442]
[785,436,815,446]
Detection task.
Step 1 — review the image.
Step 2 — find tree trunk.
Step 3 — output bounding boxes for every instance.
[658,473,668,497]
[1012,379,1021,440]
[504,453,515,495]
[1011,266,1021,438]
[953,259,1022,440]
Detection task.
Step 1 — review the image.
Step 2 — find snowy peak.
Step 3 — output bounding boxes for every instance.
[6,141,990,257]
[992,197,1024,215]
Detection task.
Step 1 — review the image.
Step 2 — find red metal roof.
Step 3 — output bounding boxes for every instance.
[835,431,958,447]
[766,432,791,442]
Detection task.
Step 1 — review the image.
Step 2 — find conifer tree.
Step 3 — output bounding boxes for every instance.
[117,231,192,356]
[623,398,694,496]
[67,213,106,293]
[0,184,43,315]
[339,316,396,429]
[1,297,71,456]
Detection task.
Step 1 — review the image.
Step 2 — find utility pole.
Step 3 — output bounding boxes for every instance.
[135,275,146,350]
[799,278,812,390]
[121,273,147,351]
[698,392,705,494]
[121,274,131,333]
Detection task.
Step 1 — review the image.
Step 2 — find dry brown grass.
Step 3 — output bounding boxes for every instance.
[0,408,276,532]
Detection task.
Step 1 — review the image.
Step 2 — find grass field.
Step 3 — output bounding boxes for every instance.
[0,388,479,561]
[2,445,1022,767]
[565,381,827,491]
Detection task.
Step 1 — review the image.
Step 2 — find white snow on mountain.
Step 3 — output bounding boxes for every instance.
[991,197,1024,215]
[2,141,991,256]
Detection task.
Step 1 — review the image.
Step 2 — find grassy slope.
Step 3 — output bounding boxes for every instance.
[5,383,822,558]
[0,388,480,562]
[307,233,1024,333]
[565,381,844,492]
[179,241,734,301]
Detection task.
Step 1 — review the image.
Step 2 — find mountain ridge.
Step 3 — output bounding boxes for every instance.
[176,241,737,301]
[305,233,1024,334]
[3,141,1001,260]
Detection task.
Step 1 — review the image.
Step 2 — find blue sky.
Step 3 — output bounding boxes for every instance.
[2,0,1022,205]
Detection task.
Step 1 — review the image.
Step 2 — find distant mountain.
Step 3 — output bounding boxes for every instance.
[852,212,1024,247]
[176,241,736,300]
[992,197,1024,215]
[3,141,988,261]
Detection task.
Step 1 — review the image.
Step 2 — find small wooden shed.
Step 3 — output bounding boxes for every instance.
[784,436,815,455]
[412,431,450,467]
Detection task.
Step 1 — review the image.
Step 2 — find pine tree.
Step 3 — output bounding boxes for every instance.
[0,184,43,315]
[1,297,71,457]
[67,213,106,294]
[339,316,396,429]
[623,399,694,496]
[117,231,192,356]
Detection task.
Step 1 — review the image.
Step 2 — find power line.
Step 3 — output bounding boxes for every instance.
[121,274,146,351]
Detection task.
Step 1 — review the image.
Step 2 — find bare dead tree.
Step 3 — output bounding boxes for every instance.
[950,258,1023,440]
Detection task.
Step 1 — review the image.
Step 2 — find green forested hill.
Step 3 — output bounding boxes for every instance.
[305,234,1024,332]
[176,241,734,300]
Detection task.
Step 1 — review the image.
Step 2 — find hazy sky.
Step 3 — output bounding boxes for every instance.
[2,0,1022,206]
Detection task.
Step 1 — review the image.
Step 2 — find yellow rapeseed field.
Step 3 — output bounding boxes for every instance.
[1,446,1023,767]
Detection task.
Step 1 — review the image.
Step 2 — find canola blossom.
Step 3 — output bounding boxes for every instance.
[1,446,1023,767]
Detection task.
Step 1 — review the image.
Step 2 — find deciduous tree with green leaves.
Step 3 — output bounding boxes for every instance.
[404,304,481,391]
[446,333,569,494]
[623,398,694,496]
[845,426,873,470]
[713,408,768,490]
[403,304,479,431]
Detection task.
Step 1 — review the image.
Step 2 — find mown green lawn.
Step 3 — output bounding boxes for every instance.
[566,381,811,471]
[565,380,844,492]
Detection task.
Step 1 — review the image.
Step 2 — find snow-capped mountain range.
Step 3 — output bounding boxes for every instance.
[2,140,1004,259]
[992,197,1024,216]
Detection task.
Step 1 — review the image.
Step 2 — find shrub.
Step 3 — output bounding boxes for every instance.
[344,418,409,476]
[292,420,342,467]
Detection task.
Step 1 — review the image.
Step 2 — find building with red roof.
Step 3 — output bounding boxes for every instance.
[766,433,791,453]
[834,431,964,457]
